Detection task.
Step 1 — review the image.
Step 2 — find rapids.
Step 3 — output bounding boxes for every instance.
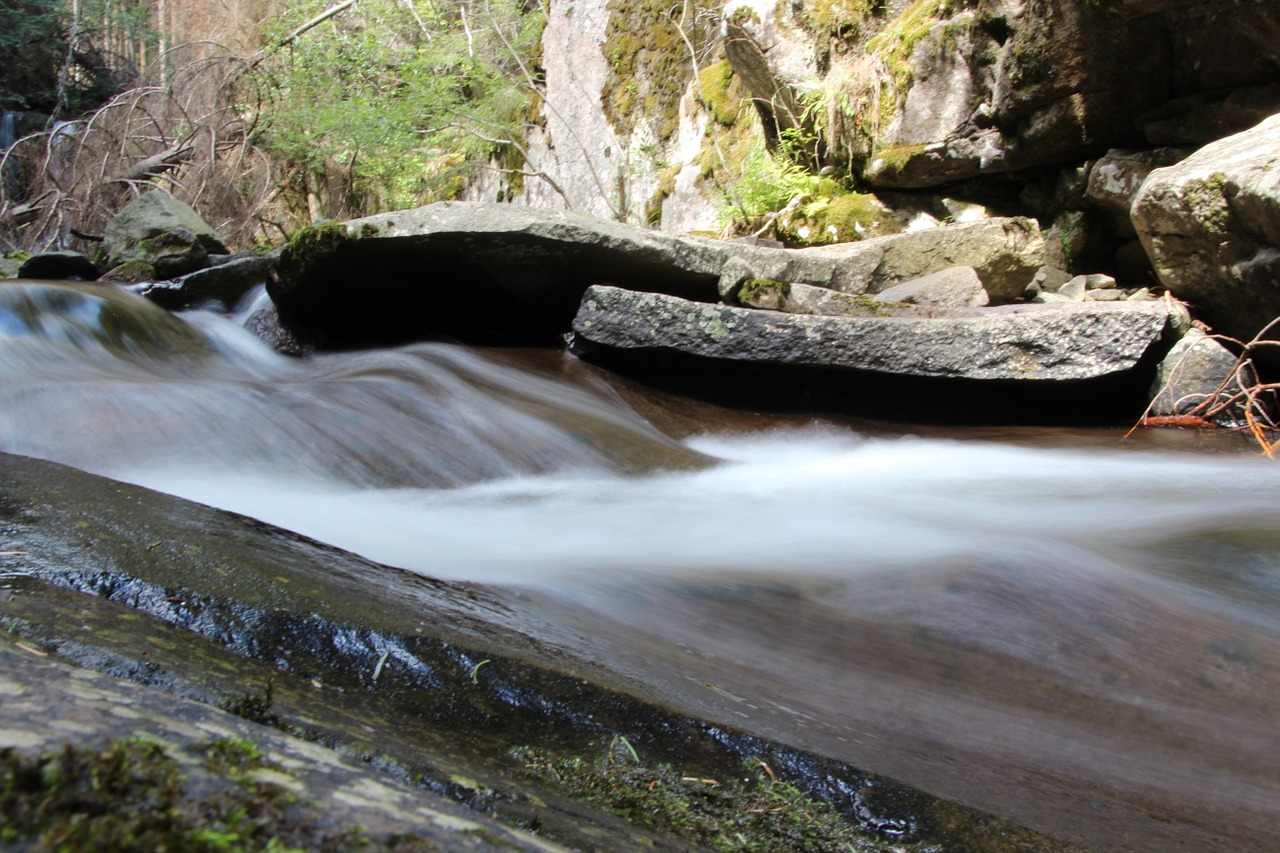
[3,280,1279,851]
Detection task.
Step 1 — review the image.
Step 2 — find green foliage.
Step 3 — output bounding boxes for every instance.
[252,0,546,219]
[0,0,152,113]
[730,142,830,222]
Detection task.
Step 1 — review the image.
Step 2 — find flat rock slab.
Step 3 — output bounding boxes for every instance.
[572,285,1181,382]
[268,202,1044,348]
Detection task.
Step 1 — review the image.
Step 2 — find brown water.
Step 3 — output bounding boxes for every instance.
[3,281,1279,851]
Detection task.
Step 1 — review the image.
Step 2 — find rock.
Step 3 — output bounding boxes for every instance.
[133,255,276,312]
[1085,148,1188,238]
[103,192,229,277]
[1148,327,1244,418]
[1031,266,1074,295]
[0,257,23,278]
[572,284,1178,383]
[98,260,157,284]
[267,202,1044,348]
[1058,278,1088,301]
[725,0,1280,193]
[1085,288,1128,302]
[812,216,1045,303]
[739,280,948,318]
[17,251,100,281]
[1131,113,1280,342]
[1141,81,1280,146]
[718,256,755,302]
[875,266,989,309]
[244,305,313,356]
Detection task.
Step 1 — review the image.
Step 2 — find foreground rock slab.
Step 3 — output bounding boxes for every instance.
[0,452,1062,853]
[0,638,567,853]
[267,202,1044,348]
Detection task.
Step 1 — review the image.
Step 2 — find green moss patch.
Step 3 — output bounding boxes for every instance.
[510,744,934,853]
[0,738,373,853]
[601,0,721,140]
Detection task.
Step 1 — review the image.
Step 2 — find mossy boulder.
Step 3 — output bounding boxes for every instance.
[103,192,229,278]
[1132,113,1280,343]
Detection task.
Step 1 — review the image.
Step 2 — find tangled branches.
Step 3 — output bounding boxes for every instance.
[0,51,278,255]
[1135,318,1280,456]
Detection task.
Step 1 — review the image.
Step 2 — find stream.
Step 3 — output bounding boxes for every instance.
[3,281,1279,852]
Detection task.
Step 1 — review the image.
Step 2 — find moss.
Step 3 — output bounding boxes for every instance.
[0,738,320,852]
[864,0,956,125]
[600,0,721,141]
[1185,172,1234,235]
[871,141,929,173]
[807,0,878,36]
[272,221,352,297]
[696,60,745,128]
[738,278,791,308]
[510,746,930,853]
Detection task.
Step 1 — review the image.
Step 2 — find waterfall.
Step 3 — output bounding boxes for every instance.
[0,111,16,152]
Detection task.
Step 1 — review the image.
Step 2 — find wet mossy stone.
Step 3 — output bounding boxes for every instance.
[98,259,157,284]
[103,192,228,278]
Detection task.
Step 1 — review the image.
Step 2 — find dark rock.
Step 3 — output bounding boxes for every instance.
[17,251,100,281]
[243,305,314,356]
[1141,81,1280,146]
[134,255,276,312]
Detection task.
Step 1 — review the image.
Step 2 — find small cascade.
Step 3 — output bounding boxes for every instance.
[0,111,16,152]
[0,282,705,488]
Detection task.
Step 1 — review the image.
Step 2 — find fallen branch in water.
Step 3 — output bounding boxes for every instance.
[1131,316,1280,454]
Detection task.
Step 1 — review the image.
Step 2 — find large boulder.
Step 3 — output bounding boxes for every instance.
[1131,113,1280,342]
[103,192,229,277]
[267,202,1043,349]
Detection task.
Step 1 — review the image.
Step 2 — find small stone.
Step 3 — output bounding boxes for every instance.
[1058,277,1088,301]
[1085,288,1127,301]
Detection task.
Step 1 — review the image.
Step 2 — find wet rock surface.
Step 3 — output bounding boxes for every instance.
[0,635,568,853]
[0,452,1074,853]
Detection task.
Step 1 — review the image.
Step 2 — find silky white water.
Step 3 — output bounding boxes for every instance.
[118,429,1280,590]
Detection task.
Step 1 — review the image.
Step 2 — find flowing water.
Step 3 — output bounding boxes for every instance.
[3,281,1280,851]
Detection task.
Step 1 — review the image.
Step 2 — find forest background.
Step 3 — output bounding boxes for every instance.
[0,0,563,249]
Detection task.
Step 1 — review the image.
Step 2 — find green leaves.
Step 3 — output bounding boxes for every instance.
[251,0,546,218]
